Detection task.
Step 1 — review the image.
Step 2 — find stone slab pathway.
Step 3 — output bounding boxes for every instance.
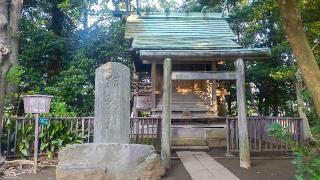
[177,151,240,180]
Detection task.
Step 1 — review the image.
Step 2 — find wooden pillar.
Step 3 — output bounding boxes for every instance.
[211,63,218,115]
[151,61,157,108]
[161,58,172,168]
[34,114,39,173]
[218,87,228,116]
[132,95,138,117]
[235,58,251,168]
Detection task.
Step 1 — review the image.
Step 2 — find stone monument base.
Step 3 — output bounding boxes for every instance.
[56,143,165,180]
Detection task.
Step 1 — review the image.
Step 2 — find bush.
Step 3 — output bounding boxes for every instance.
[267,123,320,179]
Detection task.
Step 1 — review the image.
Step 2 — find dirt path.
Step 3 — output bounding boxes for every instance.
[208,148,296,180]
[2,150,295,180]
[215,158,295,180]
[2,159,191,180]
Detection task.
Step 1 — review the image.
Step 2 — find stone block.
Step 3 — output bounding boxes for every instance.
[171,127,204,138]
[171,138,207,146]
[206,139,227,147]
[56,143,165,180]
[205,127,226,139]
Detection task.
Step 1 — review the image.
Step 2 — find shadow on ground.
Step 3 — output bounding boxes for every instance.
[209,147,296,180]
[4,148,295,180]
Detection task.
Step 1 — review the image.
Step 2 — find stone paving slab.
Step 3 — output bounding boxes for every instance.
[177,151,239,180]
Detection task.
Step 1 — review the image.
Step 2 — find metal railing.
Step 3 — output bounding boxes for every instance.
[226,116,304,153]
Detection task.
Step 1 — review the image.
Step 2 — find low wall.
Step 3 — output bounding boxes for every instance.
[171,124,227,147]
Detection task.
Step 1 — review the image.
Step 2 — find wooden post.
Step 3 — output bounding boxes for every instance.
[132,95,138,117]
[211,63,218,115]
[161,58,172,168]
[151,61,157,108]
[34,114,39,173]
[235,58,251,168]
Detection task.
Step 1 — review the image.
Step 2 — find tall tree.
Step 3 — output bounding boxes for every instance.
[289,57,314,141]
[0,0,24,156]
[278,0,320,117]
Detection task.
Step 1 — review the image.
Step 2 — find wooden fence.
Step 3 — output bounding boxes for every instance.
[2,116,303,157]
[1,117,94,157]
[1,117,162,157]
[226,116,304,153]
[130,117,161,151]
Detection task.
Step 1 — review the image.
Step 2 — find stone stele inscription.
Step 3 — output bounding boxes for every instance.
[94,62,130,143]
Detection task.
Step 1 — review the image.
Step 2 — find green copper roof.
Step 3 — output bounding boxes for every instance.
[125,12,241,50]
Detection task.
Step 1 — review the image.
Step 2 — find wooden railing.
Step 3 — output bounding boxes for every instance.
[1,117,162,157]
[130,117,161,151]
[1,116,302,157]
[226,116,304,153]
[1,117,94,157]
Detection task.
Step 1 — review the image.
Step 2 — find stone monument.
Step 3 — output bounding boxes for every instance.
[57,63,165,180]
[94,62,130,143]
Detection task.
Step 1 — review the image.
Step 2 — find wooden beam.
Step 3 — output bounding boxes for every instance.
[142,60,218,64]
[172,71,237,80]
[211,63,218,115]
[140,48,271,62]
[151,61,157,108]
[235,58,251,168]
[161,58,172,168]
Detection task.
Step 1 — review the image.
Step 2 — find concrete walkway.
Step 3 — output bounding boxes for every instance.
[177,151,239,180]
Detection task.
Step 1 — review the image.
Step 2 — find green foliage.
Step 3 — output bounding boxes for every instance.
[180,0,224,12]
[267,123,299,150]
[49,100,76,117]
[268,123,320,179]
[4,118,85,159]
[39,120,85,158]
[15,0,132,116]
[17,124,34,157]
[6,65,25,86]
[300,87,320,134]
[269,67,295,81]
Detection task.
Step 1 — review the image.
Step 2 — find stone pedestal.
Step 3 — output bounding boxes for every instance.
[94,62,130,143]
[56,144,165,180]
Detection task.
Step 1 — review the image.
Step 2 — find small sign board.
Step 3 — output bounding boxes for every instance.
[39,118,49,125]
[136,96,152,110]
[23,95,53,114]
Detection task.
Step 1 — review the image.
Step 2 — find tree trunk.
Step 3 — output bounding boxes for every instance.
[7,0,23,115]
[289,57,314,141]
[278,0,320,117]
[0,0,24,156]
[295,78,314,141]
[0,0,11,157]
[9,0,23,67]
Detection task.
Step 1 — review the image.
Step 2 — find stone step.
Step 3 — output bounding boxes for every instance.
[156,105,211,109]
[159,95,199,97]
[151,109,215,114]
[157,103,211,107]
[157,101,210,105]
[160,94,199,97]
[152,107,212,112]
[171,138,207,146]
[171,146,210,151]
[157,99,205,103]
